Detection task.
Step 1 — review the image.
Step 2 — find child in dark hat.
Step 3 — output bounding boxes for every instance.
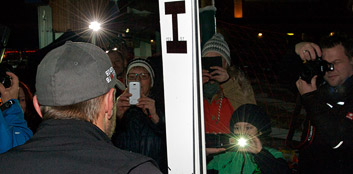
[207,104,290,174]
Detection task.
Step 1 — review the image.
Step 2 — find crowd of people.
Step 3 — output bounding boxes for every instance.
[0,30,352,173]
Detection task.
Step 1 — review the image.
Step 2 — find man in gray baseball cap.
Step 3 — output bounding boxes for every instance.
[0,41,162,174]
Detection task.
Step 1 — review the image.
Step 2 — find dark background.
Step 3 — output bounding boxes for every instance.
[1,0,353,49]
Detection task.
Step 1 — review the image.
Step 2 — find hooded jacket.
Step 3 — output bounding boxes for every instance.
[204,66,257,134]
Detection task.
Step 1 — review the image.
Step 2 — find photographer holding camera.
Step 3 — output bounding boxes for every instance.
[295,33,353,173]
[0,71,33,153]
[201,33,256,156]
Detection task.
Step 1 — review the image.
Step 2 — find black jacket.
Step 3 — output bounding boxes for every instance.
[299,76,353,173]
[0,119,162,174]
[112,105,168,173]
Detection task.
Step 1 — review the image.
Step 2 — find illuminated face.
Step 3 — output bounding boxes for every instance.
[18,87,26,112]
[233,122,258,136]
[323,44,353,87]
[127,67,152,96]
[108,52,125,77]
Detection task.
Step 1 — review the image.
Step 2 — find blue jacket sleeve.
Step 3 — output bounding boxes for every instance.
[0,99,33,153]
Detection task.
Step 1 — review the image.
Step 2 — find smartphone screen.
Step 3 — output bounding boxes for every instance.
[129,81,140,105]
[201,56,223,73]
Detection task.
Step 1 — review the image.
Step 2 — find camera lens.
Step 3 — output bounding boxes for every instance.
[0,73,11,88]
[300,58,334,84]
[0,64,12,89]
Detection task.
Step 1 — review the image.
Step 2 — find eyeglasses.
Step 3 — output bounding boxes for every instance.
[127,73,150,80]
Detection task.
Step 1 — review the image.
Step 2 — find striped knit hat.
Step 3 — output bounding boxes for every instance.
[126,58,155,87]
[201,33,231,66]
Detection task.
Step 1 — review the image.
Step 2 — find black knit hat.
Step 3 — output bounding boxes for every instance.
[230,104,272,137]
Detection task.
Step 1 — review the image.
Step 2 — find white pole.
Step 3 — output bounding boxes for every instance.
[159,0,206,173]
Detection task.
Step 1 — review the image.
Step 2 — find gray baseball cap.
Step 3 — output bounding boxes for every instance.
[36,41,118,106]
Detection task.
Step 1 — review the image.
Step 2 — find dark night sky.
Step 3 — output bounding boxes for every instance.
[1,0,353,49]
[1,0,39,49]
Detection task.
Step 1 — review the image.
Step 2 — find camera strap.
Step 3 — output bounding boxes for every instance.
[286,94,315,149]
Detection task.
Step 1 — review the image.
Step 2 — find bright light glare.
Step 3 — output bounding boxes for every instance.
[258,33,263,37]
[89,21,101,31]
[237,137,248,147]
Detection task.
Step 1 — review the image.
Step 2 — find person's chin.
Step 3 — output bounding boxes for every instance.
[209,80,216,84]
[327,78,341,87]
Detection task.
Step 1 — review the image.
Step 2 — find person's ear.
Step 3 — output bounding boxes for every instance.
[33,95,43,118]
[104,88,115,120]
[221,57,228,69]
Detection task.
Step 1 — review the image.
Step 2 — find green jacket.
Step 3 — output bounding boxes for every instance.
[207,147,290,174]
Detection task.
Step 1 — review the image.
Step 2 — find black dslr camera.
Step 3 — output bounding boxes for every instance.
[0,65,11,89]
[300,58,334,84]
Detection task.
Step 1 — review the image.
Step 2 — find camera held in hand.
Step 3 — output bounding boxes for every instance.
[0,65,11,89]
[227,134,251,151]
[300,58,334,84]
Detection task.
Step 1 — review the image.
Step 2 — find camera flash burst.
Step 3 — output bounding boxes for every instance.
[237,137,248,147]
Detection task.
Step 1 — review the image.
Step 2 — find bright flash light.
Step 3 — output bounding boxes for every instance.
[237,137,248,147]
[258,33,263,38]
[126,28,130,33]
[287,33,294,36]
[89,21,101,31]
[112,47,118,51]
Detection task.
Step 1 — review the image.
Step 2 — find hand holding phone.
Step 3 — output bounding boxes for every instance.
[129,81,140,105]
[202,56,223,73]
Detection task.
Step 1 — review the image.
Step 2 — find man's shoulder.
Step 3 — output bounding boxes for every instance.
[92,142,154,161]
[111,149,163,173]
[93,146,162,173]
[0,145,161,174]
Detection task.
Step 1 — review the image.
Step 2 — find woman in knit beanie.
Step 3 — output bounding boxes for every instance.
[202,33,257,155]
[112,58,168,173]
[207,104,290,174]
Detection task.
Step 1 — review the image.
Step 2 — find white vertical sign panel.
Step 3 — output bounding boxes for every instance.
[159,0,206,173]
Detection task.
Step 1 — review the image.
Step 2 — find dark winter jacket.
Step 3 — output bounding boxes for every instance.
[112,105,167,173]
[0,119,161,174]
[299,75,353,173]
